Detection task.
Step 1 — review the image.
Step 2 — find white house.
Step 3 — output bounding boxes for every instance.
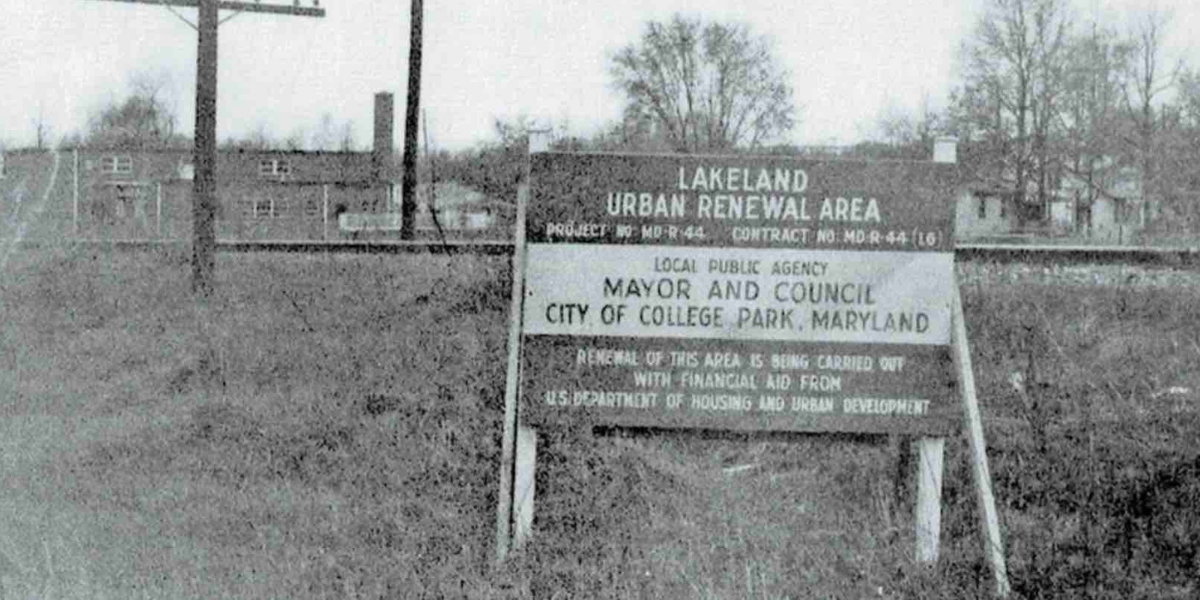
[1048,162,1143,244]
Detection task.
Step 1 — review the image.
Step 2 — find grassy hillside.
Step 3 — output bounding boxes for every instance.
[1,151,76,246]
[0,246,1197,598]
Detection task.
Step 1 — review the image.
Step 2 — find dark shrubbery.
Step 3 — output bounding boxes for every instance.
[923,269,1200,599]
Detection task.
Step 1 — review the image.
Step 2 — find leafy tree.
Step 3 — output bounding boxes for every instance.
[87,70,185,149]
[610,14,797,153]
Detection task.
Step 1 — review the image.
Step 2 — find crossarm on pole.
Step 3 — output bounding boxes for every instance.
[82,0,325,18]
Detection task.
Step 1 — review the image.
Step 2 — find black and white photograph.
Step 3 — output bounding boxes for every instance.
[2,1,1198,597]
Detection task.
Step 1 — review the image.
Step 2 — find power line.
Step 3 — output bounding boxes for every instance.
[83,0,325,296]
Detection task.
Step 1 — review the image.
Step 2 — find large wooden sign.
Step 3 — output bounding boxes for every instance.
[498,147,1008,595]
[518,153,959,434]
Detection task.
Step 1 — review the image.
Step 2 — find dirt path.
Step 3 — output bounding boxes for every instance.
[1,151,73,598]
[1,151,60,272]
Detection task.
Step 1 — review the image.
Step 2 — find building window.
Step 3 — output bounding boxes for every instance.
[101,155,133,175]
[999,198,1006,219]
[304,196,321,218]
[255,198,271,219]
[242,195,290,219]
[258,159,292,178]
[0,152,5,179]
[977,196,987,219]
[243,196,267,219]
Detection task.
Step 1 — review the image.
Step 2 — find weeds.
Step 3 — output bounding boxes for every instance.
[3,250,1198,597]
[946,265,1200,599]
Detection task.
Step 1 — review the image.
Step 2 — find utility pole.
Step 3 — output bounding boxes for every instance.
[399,0,422,241]
[194,0,218,295]
[82,0,325,295]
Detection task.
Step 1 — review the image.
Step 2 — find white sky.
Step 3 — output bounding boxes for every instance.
[2,0,1198,151]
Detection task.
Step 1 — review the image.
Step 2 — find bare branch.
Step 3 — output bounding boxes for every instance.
[609,14,795,152]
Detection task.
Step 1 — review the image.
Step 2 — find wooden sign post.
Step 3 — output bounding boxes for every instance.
[496,137,1008,596]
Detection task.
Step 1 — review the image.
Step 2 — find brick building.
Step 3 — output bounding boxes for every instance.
[69,92,397,241]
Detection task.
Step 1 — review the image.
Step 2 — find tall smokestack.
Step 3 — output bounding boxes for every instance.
[373,91,394,181]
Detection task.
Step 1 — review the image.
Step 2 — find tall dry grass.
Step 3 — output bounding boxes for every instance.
[1,246,1197,598]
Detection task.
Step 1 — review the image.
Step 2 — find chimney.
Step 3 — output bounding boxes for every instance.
[373,91,394,181]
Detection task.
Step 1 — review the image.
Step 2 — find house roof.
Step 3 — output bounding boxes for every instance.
[967,162,1143,205]
[966,177,1020,198]
[1058,164,1141,204]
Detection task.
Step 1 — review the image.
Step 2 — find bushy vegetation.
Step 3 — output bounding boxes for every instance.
[1,247,1197,598]
[942,263,1200,599]
[1,248,513,597]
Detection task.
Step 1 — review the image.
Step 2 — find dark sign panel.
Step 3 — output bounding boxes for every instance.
[520,152,959,434]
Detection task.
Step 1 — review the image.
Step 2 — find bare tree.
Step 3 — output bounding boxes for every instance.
[1058,21,1131,211]
[87,70,181,149]
[1121,6,1183,222]
[245,123,275,150]
[32,104,53,151]
[1176,69,1200,168]
[309,112,337,151]
[283,127,306,151]
[338,120,357,152]
[957,0,1072,216]
[1027,0,1072,208]
[872,93,943,160]
[1165,69,1200,224]
[610,14,797,153]
[221,122,275,151]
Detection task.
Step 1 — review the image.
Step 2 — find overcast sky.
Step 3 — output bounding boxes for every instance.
[3,0,1197,151]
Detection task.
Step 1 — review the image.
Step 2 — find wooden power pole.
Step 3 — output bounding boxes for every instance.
[399,0,422,241]
[194,0,219,295]
[82,0,325,295]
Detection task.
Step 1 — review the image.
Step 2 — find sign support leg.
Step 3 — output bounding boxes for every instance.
[495,181,530,563]
[156,182,163,238]
[914,437,945,563]
[513,423,537,550]
[952,285,1010,597]
[72,149,79,237]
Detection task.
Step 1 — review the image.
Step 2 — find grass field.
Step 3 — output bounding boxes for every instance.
[1,244,1198,599]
